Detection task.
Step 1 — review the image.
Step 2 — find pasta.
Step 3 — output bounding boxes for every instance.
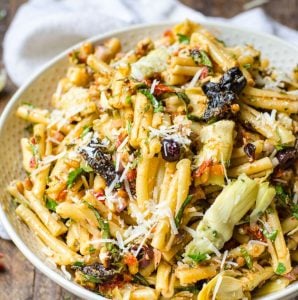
[8,20,298,299]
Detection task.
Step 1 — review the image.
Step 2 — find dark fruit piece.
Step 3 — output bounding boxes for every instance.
[161,139,181,162]
[79,138,116,185]
[244,143,256,161]
[276,148,297,169]
[201,67,247,122]
[220,67,247,94]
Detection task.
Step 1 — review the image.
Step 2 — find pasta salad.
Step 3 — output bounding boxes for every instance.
[8,20,298,299]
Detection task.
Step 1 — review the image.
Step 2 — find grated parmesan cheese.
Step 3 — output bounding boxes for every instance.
[220,250,228,271]
[212,274,223,300]
[188,68,204,88]
[248,239,268,247]
[150,79,159,94]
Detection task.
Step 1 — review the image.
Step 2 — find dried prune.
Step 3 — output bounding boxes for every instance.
[220,67,247,94]
[244,143,256,161]
[161,139,181,162]
[79,263,118,282]
[201,67,247,122]
[79,138,116,185]
[276,147,297,169]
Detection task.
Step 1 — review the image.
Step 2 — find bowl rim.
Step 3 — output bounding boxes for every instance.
[0,20,298,300]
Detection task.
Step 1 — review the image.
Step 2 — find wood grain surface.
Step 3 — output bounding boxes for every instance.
[0,0,297,299]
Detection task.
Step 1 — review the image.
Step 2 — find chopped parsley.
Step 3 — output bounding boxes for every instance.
[187,252,208,263]
[45,197,58,212]
[132,273,150,286]
[125,95,132,105]
[73,261,84,267]
[262,229,278,242]
[275,262,286,275]
[275,184,290,206]
[66,165,93,188]
[292,204,298,220]
[80,125,91,138]
[243,64,251,69]
[240,247,253,269]
[127,120,132,134]
[139,89,163,113]
[66,168,84,188]
[190,49,213,68]
[82,273,101,283]
[88,246,96,254]
[177,33,190,44]
[175,195,193,228]
[176,92,190,105]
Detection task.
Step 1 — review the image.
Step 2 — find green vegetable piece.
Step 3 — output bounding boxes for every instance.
[80,126,91,138]
[240,247,253,269]
[139,89,163,113]
[175,195,193,228]
[82,273,101,283]
[84,202,112,250]
[45,197,58,212]
[132,273,150,286]
[275,184,290,206]
[292,204,298,220]
[187,252,208,263]
[177,33,190,44]
[176,92,190,105]
[67,168,84,188]
[243,64,251,69]
[262,229,278,242]
[275,262,286,275]
[81,164,93,173]
[73,261,84,267]
[190,50,213,68]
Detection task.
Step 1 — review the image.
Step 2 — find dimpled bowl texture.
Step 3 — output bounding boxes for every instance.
[0,22,297,300]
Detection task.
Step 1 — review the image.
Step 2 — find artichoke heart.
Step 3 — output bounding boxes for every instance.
[185,174,258,258]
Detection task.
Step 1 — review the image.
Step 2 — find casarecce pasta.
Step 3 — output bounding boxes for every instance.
[8,20,298,299]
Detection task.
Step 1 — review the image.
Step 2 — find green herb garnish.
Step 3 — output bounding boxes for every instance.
[127,120,132,134]
[243,64,251,69]
[84,201,112,250]
[82,274,101,283]
[177,33,190,44]
[275,184,290,206]
[73,261,84,267]
[262,229,278,242]
[66,168,84,188]
[132,273,150,286]
[291,204,298,220]
[175,195,193,228]
[81,164,93,173]
[139,89,163,113]
[125,95,132,105]
[45,197,58,212]
[88,246,96,254]
[275,262,286,275]
[190,50,213,68]
[176,92,190,105]
[187,252,208,263]
[80,125,91,138]
[240,247,253,269]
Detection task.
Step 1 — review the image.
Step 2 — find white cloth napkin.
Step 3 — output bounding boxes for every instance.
[1,0,298,240]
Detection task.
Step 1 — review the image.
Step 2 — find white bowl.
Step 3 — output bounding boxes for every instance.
[0,22,297,300]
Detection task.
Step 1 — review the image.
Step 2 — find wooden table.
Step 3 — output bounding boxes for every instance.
[0,0,297,299]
